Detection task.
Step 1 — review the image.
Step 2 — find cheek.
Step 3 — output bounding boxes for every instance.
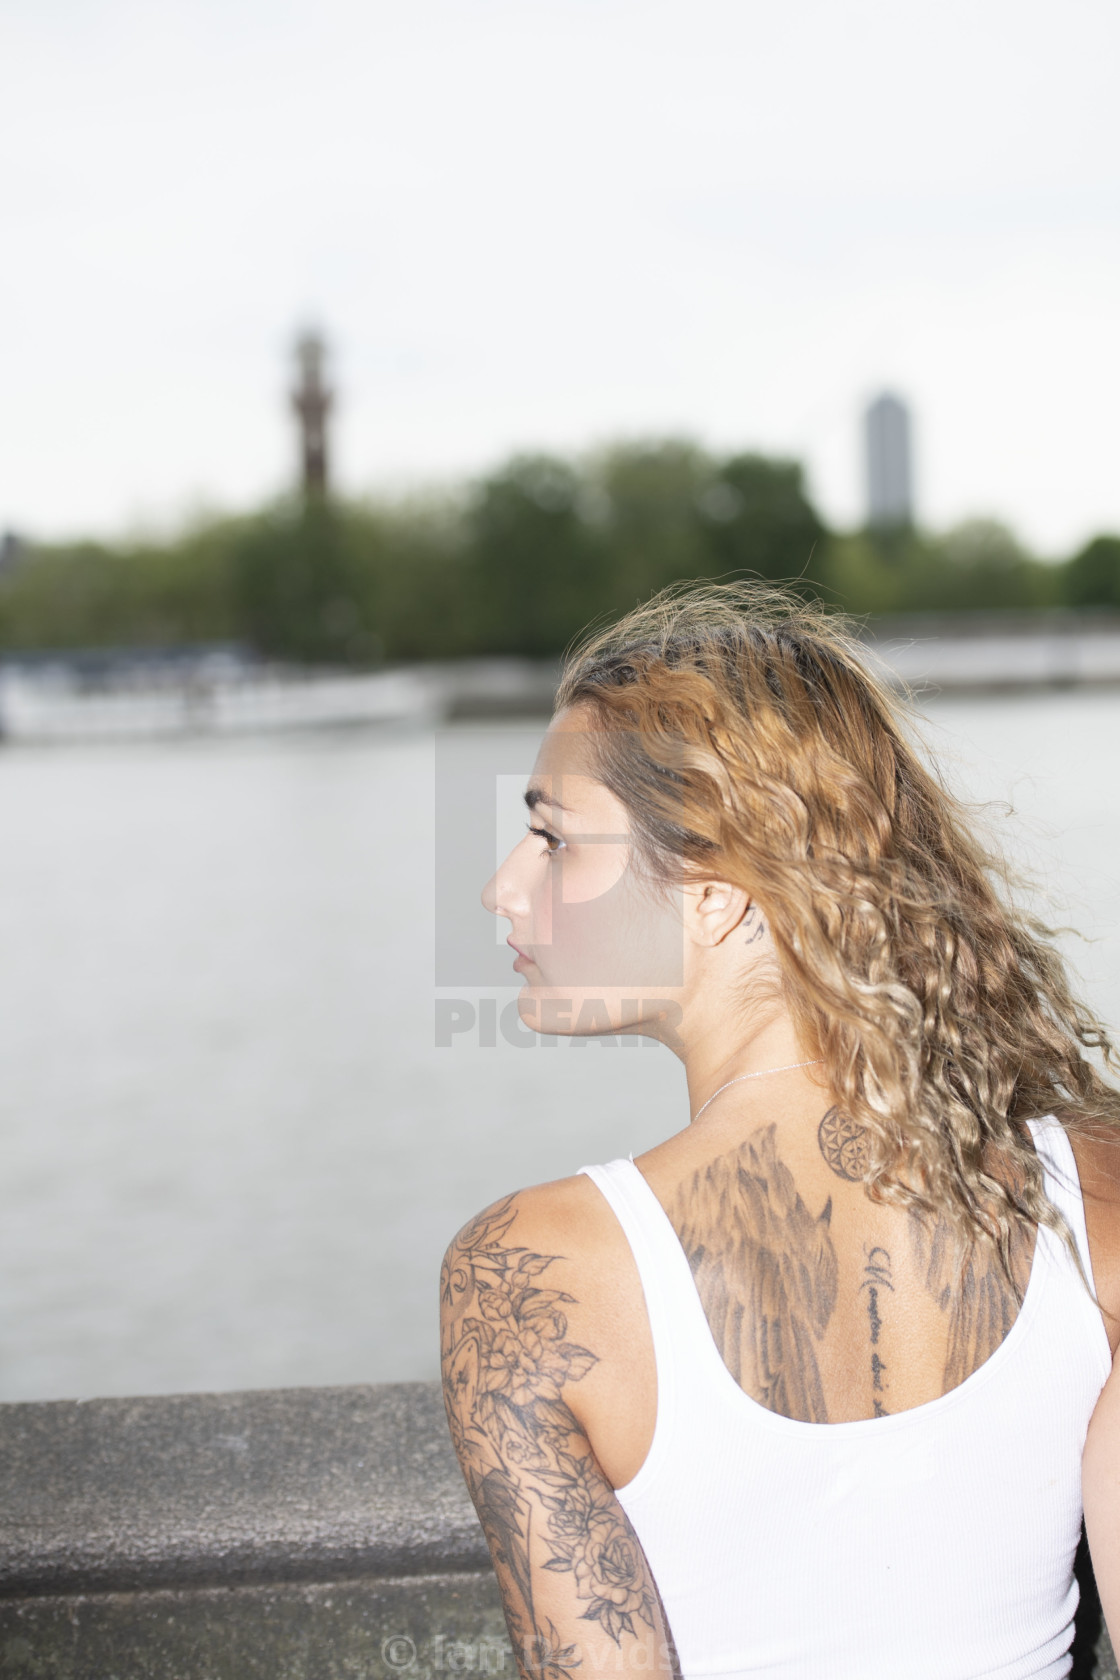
[536,862,685,990]
[531,844,627,951]
[556,841,630,905]
[523,846,625,947]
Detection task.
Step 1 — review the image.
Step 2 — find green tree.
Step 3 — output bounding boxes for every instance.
[921,520,1060,611]
[13,444,1115,664]
[832,520,1060,616]
[229,498,379,664]
[343,495,472,663]
[591,439,712,608]
[820,532,913,616]
[461,455,605,656]
[0,525,243,651]
[696,454,828,588]
[1064,535,1120,608]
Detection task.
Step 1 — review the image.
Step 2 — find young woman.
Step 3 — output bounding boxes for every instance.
[439,582,1120,1679]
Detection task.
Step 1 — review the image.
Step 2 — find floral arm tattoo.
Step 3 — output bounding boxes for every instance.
[440,1195,676,1679]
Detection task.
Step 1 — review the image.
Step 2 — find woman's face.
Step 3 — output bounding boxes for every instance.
[481,707,688,1039]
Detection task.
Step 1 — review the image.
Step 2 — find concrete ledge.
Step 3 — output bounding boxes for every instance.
[0,1379,1115,1680]
[0,1573,508,1680]
[0,1381,487,1597]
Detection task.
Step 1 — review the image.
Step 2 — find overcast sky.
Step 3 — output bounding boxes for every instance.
[2,0,1117,552]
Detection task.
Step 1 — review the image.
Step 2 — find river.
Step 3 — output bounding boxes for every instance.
[1,690,1118,1401]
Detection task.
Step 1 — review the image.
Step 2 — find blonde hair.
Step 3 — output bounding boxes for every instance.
[555,580,1120,1286]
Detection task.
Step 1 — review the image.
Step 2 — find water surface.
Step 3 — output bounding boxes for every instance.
[1,692,1117,1401]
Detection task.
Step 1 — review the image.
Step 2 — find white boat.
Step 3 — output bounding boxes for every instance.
[0,655,558,744]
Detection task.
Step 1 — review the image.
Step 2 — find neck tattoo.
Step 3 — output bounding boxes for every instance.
[691,1059,826,1123]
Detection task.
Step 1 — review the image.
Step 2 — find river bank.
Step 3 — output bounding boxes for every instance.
[3,611,1120,743]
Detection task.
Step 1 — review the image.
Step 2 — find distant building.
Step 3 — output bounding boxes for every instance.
[291,331,334,498]
[864,393,913,529]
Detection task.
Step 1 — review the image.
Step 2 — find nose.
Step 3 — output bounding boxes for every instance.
[481,868,501,917]
[481,840,526,920]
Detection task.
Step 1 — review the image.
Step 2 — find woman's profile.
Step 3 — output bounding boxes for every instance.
[439,581,1120,1679]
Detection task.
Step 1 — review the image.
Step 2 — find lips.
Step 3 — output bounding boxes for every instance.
[507,937,534,968]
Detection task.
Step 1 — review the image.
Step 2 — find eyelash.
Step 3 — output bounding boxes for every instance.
[527,822,564,856]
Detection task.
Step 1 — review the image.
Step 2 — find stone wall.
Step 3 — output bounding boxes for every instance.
[0,1380,1113,1679]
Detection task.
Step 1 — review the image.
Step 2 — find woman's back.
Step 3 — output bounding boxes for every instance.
[443,1104,1115,1677]
[564,1112,1112,1678]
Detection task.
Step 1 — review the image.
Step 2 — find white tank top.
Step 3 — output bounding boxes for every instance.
[578,1117,1112,1680]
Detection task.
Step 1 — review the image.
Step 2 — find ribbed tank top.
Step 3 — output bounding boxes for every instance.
[578,1118,1112,1680]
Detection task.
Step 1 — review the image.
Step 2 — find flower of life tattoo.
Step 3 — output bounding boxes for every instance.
[817,1106,871,1182]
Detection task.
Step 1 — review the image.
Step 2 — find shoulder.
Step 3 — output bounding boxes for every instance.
[436,1176,631,1357]
[439,1180,601,1444]
[441,1171,626,1283]
[439,1171,651,1453]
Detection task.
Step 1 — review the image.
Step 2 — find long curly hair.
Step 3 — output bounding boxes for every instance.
[554,579,1120,1288]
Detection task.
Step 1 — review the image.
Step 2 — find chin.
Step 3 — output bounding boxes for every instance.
[514,984,634,1039]
[514,984,578,1036]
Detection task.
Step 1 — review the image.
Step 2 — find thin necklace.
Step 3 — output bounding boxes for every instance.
[691,1059,825,1123]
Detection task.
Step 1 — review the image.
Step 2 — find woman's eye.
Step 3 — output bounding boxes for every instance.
[527,823,563,855]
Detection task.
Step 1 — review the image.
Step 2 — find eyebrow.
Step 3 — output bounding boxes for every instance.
[524,786,571,815]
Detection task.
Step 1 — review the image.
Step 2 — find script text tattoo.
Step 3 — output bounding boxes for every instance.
[860,1243,893,1416]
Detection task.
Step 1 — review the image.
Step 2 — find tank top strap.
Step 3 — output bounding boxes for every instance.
[1027,1114,1099,1296]
[578,1158,722,1424]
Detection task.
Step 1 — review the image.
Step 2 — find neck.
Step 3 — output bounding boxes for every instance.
[683,1010,816,1127]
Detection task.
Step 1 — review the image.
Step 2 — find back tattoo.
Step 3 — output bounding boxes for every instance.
[667,1111,1030,1423]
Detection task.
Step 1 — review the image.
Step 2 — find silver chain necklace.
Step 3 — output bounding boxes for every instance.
[691,1059,825,1123]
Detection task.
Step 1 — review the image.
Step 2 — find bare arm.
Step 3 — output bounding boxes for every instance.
[1085,1362,1120,1646]
[440,1191,676,1679]
[1076,1124,1120,1648]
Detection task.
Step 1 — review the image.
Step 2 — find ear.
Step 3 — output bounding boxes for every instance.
[684,880,752,948]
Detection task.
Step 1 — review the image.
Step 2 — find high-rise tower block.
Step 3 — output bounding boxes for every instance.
[865,392,913,529]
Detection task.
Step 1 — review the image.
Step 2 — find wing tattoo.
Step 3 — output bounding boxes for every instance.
[671,1124,839,1422]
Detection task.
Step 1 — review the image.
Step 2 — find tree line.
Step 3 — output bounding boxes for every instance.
[2,441,1118,665]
